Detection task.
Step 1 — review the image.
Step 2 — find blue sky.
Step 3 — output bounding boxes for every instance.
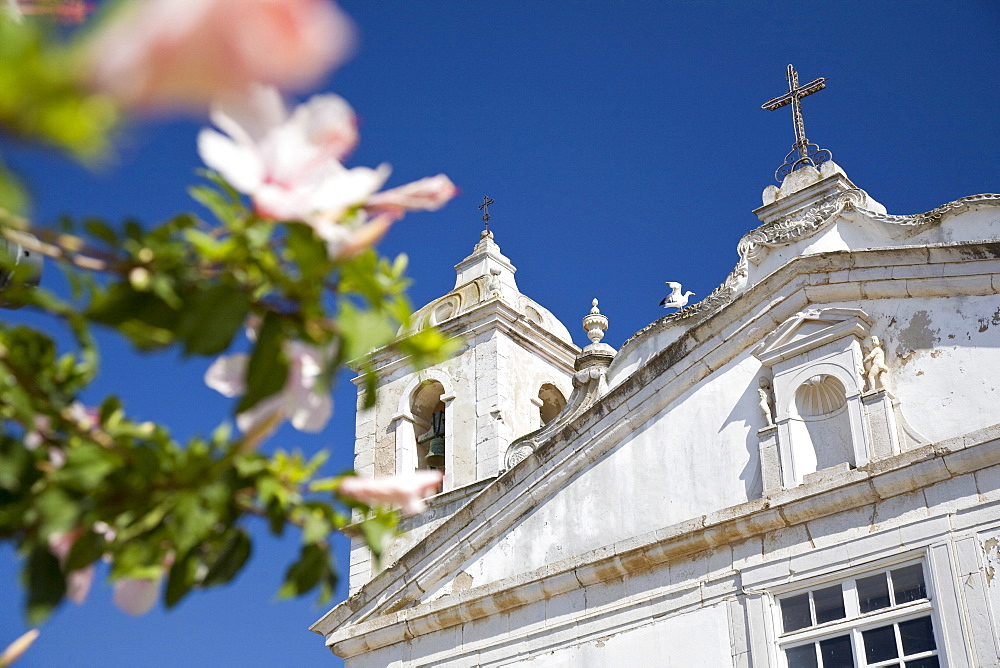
[1,1,998,666]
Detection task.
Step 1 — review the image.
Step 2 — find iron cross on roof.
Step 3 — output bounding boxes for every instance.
[761,64,832,182]
[478,196,495,231]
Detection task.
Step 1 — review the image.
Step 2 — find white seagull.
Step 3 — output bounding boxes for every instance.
[660,281,695,309]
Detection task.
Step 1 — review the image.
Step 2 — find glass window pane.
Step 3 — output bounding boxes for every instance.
[819,634,855,668]
[905,658,940,668]
[857,573,891,613]
[782,593,812,632]
[899,616,936,655]
[786,644,819,668]
[814,584,846,624]
[863,624,899,663]
[891,565,927,604]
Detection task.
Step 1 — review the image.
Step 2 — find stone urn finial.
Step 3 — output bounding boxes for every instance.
[583,298,608,345]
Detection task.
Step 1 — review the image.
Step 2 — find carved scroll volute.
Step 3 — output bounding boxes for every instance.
[502,299,616,473]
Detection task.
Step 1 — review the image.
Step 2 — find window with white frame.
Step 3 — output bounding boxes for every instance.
[777,561,941,668]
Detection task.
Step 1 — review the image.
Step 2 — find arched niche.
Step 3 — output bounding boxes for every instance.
[755,308,873,488]
[537,383,567,426]
[787,374,855,482]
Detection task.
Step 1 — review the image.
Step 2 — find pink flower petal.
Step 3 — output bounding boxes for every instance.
[366,174,458,216]
[204,353,249,398]
[67,402,99,431]
[234,394,284,436]
[197,128,265,194]
[83,0,355,112]
[113,577,161,616]
[66,565,94,605]
[338,471,443,516]
[47,529,94,605]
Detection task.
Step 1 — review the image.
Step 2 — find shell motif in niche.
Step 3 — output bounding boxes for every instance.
[794,374,847,418]
[431,297,460,325]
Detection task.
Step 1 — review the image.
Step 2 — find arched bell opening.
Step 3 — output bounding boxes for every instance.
[538,383,567,426]
[411,380,446,471]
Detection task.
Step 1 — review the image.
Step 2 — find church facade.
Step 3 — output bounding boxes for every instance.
[311,150,1000,666]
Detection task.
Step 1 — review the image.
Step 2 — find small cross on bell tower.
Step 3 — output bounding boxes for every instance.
[478,196,495,236]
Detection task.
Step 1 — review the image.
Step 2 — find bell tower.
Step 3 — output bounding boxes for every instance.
[351,228,579,493]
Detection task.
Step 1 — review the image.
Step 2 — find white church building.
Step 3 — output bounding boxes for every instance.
[311,75,1000,667]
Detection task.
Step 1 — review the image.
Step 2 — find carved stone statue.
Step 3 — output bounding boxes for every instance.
[486,267,502,297]
[757,376,776,428]
[863,335,889,392]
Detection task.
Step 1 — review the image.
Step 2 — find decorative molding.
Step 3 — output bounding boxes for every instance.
[317,427,1000,656]
[502,364,611,471]
[738,188,866,264]
[622,193,1000,350]
[862,192,1000,231]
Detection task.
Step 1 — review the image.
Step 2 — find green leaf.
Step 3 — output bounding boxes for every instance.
[397,327,463,369]
[201,529,251,588]
[236,313,288,414]
[195,169,242,204]
[168,493,216,555]
[165,552,198,608]
[54,444,122,492]
[265,501,286,537]
[358,512,399,562]
[24,547,66,625]
[300,509,331,545]
[308,476,342,494]
[83,218,118,245]
[87,282,179,350]
[276,543,329,599]
[31,487,79,537]
[188,184,242,225]
[175,283,250,356]
[0,161,28,214]
[337,301,397,363]
[64,530,103,572]
[285,223,329,281]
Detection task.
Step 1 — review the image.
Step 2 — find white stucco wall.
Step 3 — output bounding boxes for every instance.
[870,294,1000,444]
[431,353,762,596]
[502,604,732,667]
[423,282,1000,597]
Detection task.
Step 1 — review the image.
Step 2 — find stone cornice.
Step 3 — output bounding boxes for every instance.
[313,241,1000,640]
[316,425,1000,657]
[356,297,580,383]
[622,193,1000,351]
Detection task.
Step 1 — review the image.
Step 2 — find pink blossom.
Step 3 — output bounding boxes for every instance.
[66,401,98,431]
[112,577,161,616]
[24,403,96,451]
[47,529,95,605]
[198,86,457,258]
[338,470,443,516]
[5,0,89,23]
[0,629,40,667]
[23,415,50,450]
[83,0,355,112]
[205,340,333,436]
[198,85,387,226]
[365,175,458,219]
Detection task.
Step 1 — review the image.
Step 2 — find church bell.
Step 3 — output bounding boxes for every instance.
[424,435,446,469]
[418,409,446,469]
